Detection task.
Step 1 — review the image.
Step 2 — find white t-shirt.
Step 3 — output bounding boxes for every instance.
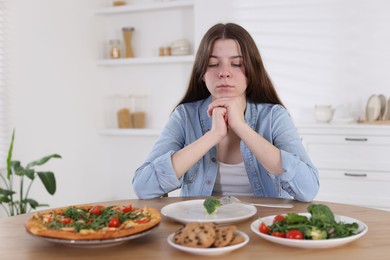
[212,161,253,196]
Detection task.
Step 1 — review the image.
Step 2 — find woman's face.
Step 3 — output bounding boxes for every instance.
[203,39,247,100]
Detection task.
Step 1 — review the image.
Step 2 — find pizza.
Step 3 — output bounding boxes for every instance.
[25,204,161,240]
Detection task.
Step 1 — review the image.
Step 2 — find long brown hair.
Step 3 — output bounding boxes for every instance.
[176,23,284,108]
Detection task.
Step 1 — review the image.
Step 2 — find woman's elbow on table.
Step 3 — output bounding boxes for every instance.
[132,170,155,199]
[295,190,318,203]
[132,179,159,199]
[293,177,320,203]
[132,167,170,199]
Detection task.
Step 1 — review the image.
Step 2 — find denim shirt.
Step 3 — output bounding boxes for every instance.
[132,96,319,202]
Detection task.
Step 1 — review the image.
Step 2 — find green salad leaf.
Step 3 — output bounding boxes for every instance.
[266,204,359,240]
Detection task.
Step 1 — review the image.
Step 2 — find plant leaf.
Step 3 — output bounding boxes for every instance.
[0,187,15,196]
[22,198,50,210]
[0,196,12,203]
[26,154,62,169]
[37,171,56,195]
[36,203,49,208]
[24,198,39,209]
[6,130,15,179]
[11,161,26,176]
[24,169,36,180]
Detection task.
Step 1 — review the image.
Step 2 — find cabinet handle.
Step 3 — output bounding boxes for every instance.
[344,138,368,142]
[344,173,367,177]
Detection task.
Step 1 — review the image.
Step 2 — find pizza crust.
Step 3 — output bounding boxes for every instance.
[25,205,161,240]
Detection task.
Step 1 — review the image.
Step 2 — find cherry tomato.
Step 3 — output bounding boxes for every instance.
[286,230,303,240]
[273,215,286,223]
[135,218,151,224]
[59,218,72,225]
[122,205,133,213]
[271,232,286,238]
[90,205,103,215]
[258,222,270,234]
[108,216,120,227]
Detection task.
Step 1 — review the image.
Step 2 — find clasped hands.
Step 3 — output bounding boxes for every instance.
[207,95,246,139]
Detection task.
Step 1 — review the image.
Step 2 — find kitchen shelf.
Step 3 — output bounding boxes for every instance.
[95,0,194,15]
[96,1,194,136]
[98,128,161,137]
[97,55,195,66]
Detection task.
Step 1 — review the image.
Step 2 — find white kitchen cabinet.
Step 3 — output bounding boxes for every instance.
[298,124,390,211]
[95,0,195,134]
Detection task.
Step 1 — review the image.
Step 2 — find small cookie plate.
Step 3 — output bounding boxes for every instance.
[167,230,249,256]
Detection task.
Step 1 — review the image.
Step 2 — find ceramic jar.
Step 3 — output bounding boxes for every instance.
[314,105,334,123]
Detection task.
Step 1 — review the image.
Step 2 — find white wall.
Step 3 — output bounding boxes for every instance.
[3,0,390,217]
[234,0,390,123]
[195,0,390,123]
[3,0,194,217]
[5,0,110,212]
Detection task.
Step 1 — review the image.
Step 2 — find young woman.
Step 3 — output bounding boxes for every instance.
[132,23,319,202]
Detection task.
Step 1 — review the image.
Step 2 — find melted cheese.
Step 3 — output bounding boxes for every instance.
[124,221,135,228]
[80,229,96,235]
[42,214,53,223]
[60,227,76,232]
[102,227,118,233]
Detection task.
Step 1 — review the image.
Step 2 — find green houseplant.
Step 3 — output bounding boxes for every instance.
[0,130,61,216]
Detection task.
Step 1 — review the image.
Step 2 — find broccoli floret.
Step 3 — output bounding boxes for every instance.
[305,227,327,240]
[307,204,335,225]
[203,197,221,214]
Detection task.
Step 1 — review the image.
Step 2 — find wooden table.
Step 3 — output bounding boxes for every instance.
[1,197,389,260]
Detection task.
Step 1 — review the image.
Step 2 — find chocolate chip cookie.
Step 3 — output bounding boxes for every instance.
[213,225,237,247]
[173,222,216,248]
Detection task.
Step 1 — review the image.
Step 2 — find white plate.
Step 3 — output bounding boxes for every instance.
[250,213,367,249]
[384,97,390,120]
[366,95,381,121]
[160,200,257,224]
[27,224,159,248]
[167,230,249,256]
[378,94,387,119]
